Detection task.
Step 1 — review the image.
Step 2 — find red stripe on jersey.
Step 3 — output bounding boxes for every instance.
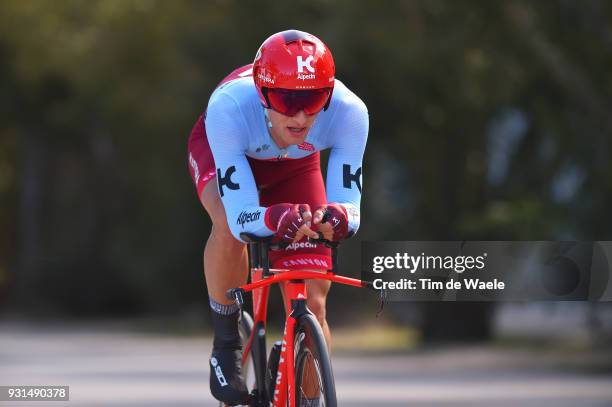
[215,64,253,90]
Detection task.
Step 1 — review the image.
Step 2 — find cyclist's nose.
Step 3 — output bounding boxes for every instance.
[291,110,309,126]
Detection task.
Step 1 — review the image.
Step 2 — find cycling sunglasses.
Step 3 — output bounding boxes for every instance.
[265,88,332,116]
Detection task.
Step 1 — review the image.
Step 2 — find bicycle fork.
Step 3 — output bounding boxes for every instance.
[273,280,309,407]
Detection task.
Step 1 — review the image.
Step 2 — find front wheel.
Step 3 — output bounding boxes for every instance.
[294,313,337,407]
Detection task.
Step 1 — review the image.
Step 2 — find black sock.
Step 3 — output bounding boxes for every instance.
[210,299,241,349]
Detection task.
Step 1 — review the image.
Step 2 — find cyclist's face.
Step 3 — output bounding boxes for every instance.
[267,108,318,149]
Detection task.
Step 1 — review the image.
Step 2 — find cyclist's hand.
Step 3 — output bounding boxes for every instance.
[266,203,319,243]
[312,203,349,241]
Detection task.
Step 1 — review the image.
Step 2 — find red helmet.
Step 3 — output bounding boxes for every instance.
[253,30,335,114]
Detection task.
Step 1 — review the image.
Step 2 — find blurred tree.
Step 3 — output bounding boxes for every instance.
[0,0,610,341]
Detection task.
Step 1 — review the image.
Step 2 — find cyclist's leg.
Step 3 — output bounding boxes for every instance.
[189,114,249,405]
[200,180,251,405]
[305,279,332,351]
[200,179,249,306]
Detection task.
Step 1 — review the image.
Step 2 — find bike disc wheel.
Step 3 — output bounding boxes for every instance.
[294,313,337,407]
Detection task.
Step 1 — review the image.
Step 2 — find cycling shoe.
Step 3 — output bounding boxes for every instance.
[210,347,249,406]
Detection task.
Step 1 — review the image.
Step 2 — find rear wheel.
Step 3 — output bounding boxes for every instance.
[294,313,337,407]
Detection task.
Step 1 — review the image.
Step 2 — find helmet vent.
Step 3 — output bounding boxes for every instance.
[281,30,311,44]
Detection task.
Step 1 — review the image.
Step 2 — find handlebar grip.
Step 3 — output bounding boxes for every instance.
[309,235,339,248]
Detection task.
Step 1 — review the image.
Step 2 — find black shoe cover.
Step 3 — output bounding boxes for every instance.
[210,347,249,406]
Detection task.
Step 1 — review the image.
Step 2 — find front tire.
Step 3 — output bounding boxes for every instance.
[294,313,337,407]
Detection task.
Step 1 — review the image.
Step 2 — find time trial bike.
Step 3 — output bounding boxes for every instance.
[221,232,376,407]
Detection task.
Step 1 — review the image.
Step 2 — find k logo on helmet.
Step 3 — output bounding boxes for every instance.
[297,55,315,73]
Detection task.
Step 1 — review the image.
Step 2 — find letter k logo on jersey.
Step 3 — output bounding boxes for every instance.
[297,55,315,73]
[343,164,362,193]
[217,166,240,197]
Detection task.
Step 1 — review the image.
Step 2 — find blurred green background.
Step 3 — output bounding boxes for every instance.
[1,0,611,344]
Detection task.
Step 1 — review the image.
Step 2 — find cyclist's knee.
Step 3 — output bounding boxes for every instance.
[209,217,239,245]
[210,224,243,252]
[307,280,330,324]
[307,295,327,324]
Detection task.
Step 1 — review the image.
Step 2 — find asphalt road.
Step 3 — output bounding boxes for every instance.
[1,323,611,407]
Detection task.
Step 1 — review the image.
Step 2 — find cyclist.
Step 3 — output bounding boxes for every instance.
[187,29,368,406]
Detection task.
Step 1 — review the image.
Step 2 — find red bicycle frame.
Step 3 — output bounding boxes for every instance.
[235,266,367,407]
